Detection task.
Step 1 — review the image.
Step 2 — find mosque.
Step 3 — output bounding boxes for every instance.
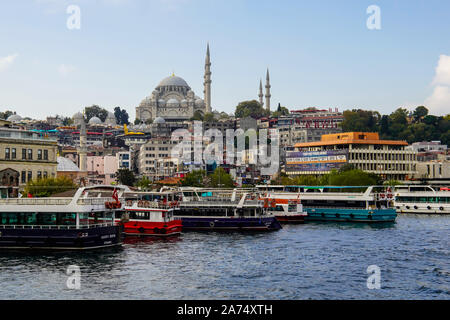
[135,44,272,122]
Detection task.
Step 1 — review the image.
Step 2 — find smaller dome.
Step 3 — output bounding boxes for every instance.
[7,114,22,122]
[158,99,166,107]
[105,112,116,126]
[89,116,102,125]
[154,117,166,124]
[195,98,204,106]
[167,98,179,107]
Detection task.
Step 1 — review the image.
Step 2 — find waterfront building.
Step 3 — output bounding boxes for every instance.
[287,132,417,181]
[0,127,58,188]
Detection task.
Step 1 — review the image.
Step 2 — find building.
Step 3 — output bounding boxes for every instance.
[409,141,448,161]
[56,156,87,186]
[287,132,417,181]
[136,44,212,123]
[0,127,58,188]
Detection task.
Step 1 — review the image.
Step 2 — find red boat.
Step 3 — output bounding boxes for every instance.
[262,196,307,224]
[116,191,182,237]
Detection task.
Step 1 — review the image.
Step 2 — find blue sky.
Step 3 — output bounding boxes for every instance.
[1,0,449,120]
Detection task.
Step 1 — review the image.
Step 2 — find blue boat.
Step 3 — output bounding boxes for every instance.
[0,185,127,250]
[174,188,282,231]
[257,185,397,223]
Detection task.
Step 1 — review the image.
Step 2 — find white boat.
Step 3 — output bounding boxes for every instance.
[393,185,450,214]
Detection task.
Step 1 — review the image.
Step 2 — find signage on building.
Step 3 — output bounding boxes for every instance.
[285,150,348,172]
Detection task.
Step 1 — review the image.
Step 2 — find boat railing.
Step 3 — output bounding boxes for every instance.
[0,198,73,205]
[180,200,261,206]
[125,200,177,209]
[0,223,114,230]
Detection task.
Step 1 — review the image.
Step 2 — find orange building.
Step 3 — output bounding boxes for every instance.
[286,132,417,181]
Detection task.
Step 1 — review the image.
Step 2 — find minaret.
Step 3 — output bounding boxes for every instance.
[204,43,212,114]
[265,68,271,112]
[258,79,264,107]
[79,118,87,172]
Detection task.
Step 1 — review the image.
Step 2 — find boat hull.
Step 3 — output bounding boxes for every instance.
[118,220,182,237]
[0,225,122,250]
[304,208,397,222]
[178,216,282,231]
[274,214,306,224]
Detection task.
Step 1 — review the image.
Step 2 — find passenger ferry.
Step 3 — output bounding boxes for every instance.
[174,188,282,231]
[0,185,126,250]
[256,185,397,222]
[394,185,450,214]
[116,190,182,237]
[262,196,307,223]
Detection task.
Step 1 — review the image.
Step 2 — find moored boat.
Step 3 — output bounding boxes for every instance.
[116,190,182,237]
[0,185,126,250]
[262,196,307,223]
[256,185,397,223]
[394,185,450,215]
[174,188,282,231]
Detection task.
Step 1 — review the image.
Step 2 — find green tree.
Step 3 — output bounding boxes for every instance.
[271,103,290,117]
[0,110,16,120]
[203,112,215,123]
[84,105,108,122]
[115,168,136,186]
[412,106,428,123]
[235,100,270,119]
[114,107,130,125]
[134,118,141,125]
[136,176,152,190]
[190,111,204,121]
[180,170,207,187]
[209,167,235,188]
[341,109,381,132]
[23,176,77,198]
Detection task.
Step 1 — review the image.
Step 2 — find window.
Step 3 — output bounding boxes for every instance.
[37,171,42,179]
[27,171,32,182]
[5,148,10,159]
[11,148,16,159]
[28,149,33,160]
[37,149,42,160]
[43,171,48,178]
[22,148,26,160]
[21,171,26,183]
[44,150,48,160]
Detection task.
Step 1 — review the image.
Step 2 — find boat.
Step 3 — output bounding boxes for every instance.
[116,190,182,237]
[0,185,126,250]
[394,185,450,214]
[262,196,307,223]
[174,188,282,231]
[256,185,397,222]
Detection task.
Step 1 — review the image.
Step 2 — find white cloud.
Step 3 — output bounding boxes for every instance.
[0,54,18,72]
[58,64,76,76]
[425,85,450,116]
[425,55,450,116]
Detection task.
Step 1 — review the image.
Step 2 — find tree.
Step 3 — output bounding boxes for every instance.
[134,118,141,125]
[115,168,136,186]
[136,176,152,190]
[341,109,381,132]
[271,104,290,117]
[209,167,235,188]
[203,113,215,123]
[413,106,428,123]
[235,100,270,119]
[23,176,77,198]
[62,117,73,126]
[84,105,108,122]
[180,170,207,187]
[0,110,16,120]
[190,111,204,121]
[114,107,130,125]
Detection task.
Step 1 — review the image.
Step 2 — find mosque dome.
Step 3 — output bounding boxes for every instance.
[105,112,117,126]
[88,116,102,125]
[195,98,205,106]
[7,114,22,122]
[157,75,190,88]
[154,117,166,124]
[167,98,180,107]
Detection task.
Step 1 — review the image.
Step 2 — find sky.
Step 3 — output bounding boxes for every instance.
[0,0,449,120]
